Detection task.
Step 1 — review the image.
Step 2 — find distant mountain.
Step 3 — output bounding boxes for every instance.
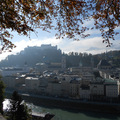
[86,47,101,51]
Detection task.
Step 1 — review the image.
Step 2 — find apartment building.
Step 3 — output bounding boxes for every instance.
[104,79,119,98]
[79,85,90,99]
[69,80,81,99]
[90,78,104,96]
[61,80,70,97]
[46,82,62,96]
[25,77,39,92]
[2,75,17,88]
[1,67,30,77]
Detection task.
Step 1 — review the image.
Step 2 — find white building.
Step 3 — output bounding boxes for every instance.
[104,79,119,98]
[1,67,30,77]
[25,77,39,92]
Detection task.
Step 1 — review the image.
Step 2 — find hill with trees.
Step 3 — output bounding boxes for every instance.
[0,45,120,68]
[0,45,62,67]
[65,50,120,68]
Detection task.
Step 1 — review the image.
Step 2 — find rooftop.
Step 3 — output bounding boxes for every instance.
[104,78,118,84]
[26,77,39,80]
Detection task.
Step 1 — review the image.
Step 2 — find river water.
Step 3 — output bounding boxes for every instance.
[3,99,120,120]
[27,102,120,120]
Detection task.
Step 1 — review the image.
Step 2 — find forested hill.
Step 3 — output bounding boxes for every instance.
[65,50,120,68]
[0,45,120,68]
[0,46,62,67]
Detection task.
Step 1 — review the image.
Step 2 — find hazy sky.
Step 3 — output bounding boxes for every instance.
[0,20,120,61]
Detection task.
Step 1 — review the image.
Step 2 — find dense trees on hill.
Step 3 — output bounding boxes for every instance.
[0,46,62,67]
[0,46,120,68]
[65,52,93,67]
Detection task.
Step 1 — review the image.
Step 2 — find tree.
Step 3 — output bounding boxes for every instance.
[0,79,5,114]
[0,0,119,51]
[8,91,32,120]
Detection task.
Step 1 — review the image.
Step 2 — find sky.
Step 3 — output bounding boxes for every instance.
[0,20,120,61]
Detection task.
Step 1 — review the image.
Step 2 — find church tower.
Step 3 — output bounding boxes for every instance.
[61,56,66,70]
[91,57,94,69]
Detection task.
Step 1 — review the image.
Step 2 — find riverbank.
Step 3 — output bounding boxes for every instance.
[5,91,120,115]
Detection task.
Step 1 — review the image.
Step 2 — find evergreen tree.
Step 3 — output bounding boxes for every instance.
[8,91,32,120]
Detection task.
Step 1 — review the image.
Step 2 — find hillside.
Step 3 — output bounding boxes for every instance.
[0,45,120,68]
[0,45,62,67]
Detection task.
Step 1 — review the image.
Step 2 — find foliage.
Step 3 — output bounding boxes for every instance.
[0,79,5,114]
[8,91,32,120]
[0,0,119,51]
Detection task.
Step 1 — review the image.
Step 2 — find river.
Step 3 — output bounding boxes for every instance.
[4,92,120,120]
[27,102,120,120]
[3,99,120,120]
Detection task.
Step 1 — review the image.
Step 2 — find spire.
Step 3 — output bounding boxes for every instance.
[91,57,94,68]
[79,60,82,67]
